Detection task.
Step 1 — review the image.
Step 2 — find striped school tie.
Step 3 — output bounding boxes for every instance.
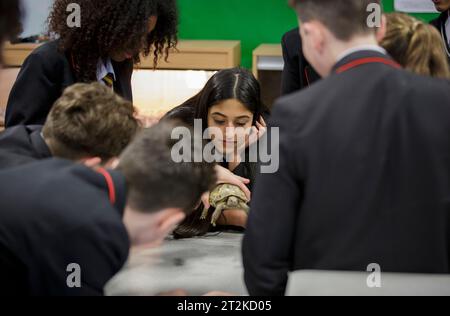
[102,73,115,89]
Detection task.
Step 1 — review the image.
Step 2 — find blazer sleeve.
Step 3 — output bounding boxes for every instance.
[242,100,303,296]
[31,207,129,296]
[5,49,64,127]
[281,33,301,96]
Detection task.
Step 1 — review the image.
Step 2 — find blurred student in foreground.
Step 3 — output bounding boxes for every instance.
[243,0,450,296]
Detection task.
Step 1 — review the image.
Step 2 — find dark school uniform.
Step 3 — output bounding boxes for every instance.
[0,125,51,170]
[5,40,133,127]
[0,159,129,296]
[243,50,450,296]
[281,28,321,95]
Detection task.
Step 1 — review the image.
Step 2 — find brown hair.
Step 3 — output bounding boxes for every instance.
[294,0,381,40]
[117,120,216,214]
[380,13,450,79]
[42,83,139,161]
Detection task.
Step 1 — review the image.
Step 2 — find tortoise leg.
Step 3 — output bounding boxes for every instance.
[200,204,210,220]
[211,203,226,227]
[239,202,250,214]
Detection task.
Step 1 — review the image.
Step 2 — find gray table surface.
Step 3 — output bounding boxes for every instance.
[105,232,247,296]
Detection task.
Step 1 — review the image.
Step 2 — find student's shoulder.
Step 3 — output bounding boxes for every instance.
[273,78,328,114]
[269,82,323,135]
[30,40,62,57]
[0,125,41,154]
[12,159,118,217]
[408,76,450,117]
[25,40,68,69]
[0,124,29,141]
[398,70,450,99]
[282,27,301,52]
[282,27,300,43]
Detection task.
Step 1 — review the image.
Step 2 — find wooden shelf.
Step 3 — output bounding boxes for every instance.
[252,44,283,79]
[3,40,242,70]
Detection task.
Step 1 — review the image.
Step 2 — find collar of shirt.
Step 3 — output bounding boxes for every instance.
[336,45,388,64]
[96,58,116,84]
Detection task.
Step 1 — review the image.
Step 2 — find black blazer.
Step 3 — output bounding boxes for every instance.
[5,41,134,127]
[0,159,129,296]
[430,11,450,66]
[0,125,52,170]
[281,28,321,96]
[243,50,450,296]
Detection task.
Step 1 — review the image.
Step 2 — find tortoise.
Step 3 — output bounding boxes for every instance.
[201,184,250,227]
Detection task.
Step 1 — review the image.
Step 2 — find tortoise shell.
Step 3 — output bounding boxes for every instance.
[209,183,248,207]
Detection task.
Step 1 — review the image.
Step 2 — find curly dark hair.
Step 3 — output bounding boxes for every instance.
[0,0,22,62]
[48,0,178,82]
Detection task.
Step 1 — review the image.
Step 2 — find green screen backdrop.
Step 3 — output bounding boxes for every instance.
[177,0,440,68]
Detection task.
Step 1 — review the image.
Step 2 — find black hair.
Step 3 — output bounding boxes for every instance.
[48,0,178,82]
[166,67,268,132]
[164,67,270,239]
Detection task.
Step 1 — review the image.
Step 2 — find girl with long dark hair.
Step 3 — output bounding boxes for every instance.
[164,67,269,238]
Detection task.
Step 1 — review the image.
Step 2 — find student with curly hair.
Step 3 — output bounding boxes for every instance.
[5,0,178,127]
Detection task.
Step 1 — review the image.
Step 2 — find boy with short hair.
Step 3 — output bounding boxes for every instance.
[0,82,139,170]
[0,120,216,296]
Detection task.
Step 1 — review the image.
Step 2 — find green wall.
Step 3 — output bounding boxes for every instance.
[177,0,297,68]
[382,0,439,21]
[177,0,440,68]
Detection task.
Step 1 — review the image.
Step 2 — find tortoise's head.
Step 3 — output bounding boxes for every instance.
[227,196,240,208]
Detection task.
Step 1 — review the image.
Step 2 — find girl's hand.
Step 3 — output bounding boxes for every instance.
[215,165,251,199]
[248,116,267,147]
[200,166,251,210]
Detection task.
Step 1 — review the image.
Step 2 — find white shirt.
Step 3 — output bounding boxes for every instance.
[96,58,116,85]
[336,45,387,64]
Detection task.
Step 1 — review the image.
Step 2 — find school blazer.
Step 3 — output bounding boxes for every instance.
[5,41,133,127]
[243,50,450,296]
[0,125,51,171]
[281,28,321,96]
